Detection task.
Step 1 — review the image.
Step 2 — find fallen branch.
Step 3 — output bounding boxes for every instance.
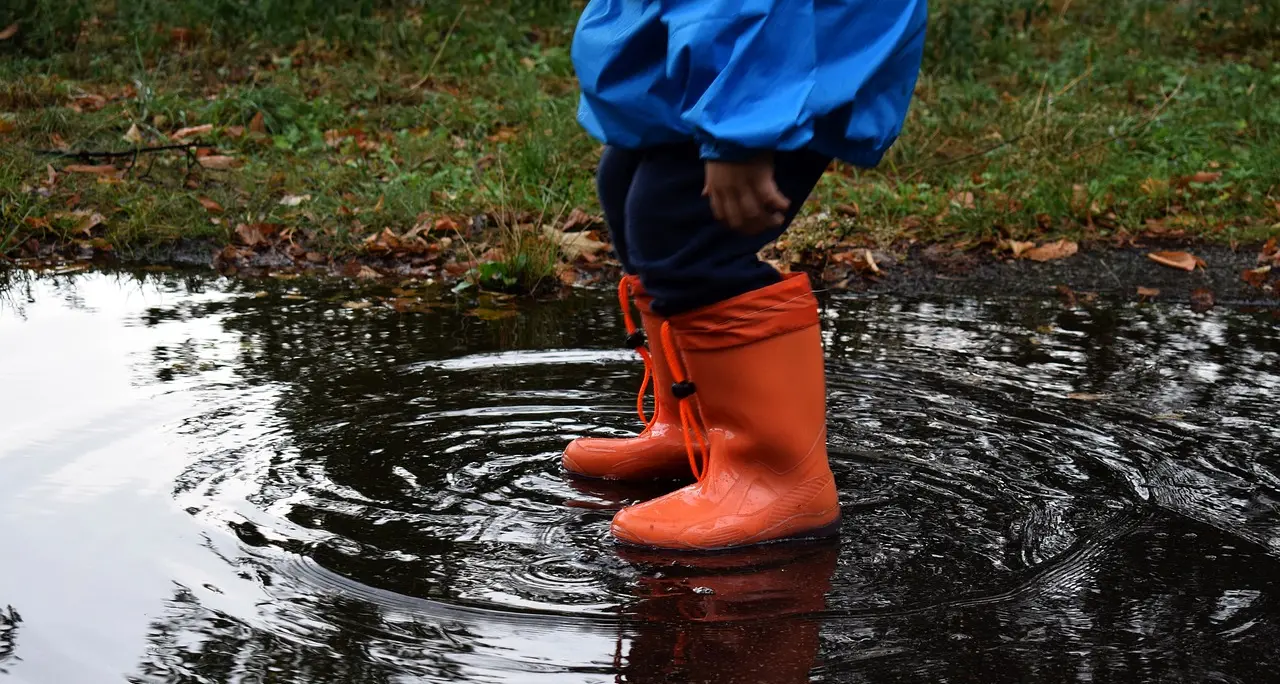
[32,141,208,161]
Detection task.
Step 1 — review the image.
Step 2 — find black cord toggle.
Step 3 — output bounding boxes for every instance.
[624,330,646,349]
[671,381,697,399]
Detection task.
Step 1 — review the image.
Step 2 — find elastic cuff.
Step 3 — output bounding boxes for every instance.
[697,137,760,163]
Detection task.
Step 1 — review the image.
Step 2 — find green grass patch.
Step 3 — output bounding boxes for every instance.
[1,0,1276,274]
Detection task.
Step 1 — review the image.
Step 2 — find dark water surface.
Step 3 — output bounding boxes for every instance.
[2,271,1280,684]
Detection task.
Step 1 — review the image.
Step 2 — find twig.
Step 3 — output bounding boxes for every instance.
[32,141,209,161]
[412,5,465,90]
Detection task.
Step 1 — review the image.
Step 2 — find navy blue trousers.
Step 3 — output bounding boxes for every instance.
[596,143,832,317]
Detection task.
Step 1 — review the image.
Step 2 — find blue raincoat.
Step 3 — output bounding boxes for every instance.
[572,0,928,167]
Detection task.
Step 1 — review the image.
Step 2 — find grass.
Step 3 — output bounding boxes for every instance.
[1,0,1277,282]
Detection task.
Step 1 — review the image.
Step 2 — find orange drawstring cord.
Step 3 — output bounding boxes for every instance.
[661,321,710,481]
[619,278,656,428]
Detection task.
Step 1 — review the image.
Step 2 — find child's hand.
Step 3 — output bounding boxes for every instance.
[703,155,792,234]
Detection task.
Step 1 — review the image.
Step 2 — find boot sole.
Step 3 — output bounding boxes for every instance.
[612,515,842,554]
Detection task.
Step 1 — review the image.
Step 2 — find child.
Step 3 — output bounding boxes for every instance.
[563,0,928,551]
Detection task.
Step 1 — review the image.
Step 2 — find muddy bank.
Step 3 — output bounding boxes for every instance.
[8,235,1278,309]
[831,241,1278,307]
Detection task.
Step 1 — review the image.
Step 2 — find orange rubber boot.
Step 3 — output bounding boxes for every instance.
[610,273,841,550]
[562,276,692,480]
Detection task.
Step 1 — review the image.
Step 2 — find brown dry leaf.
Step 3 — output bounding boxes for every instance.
[562,207,600,232]
[1242,266,1272,289]
[1190,288,1215,313]
[1071,184,1088,212]
[249,111,267,134]
[1147,251,1203,271]
[544,226,607,261]
[1261,238,1279,267]
[434,217,460,233]
[1177,171,1223,186]
[122,123,144,144]
[0,23,19,40]
[70,94,107,112]
[1003,240,1035,258]
[1137,286,1161,298]
[64,164,119,175]
[1024,239,1079,262]
[197,196,224,213]
[23,216,51,230]
[197,155,241,170]
[224,125,245,139]
[0,119,16,135]
[173,124,213,139]
[233,223,279,248]
[74,211,106,235]
[486,127,518,143]
[950,191,976,210]
[304,251,326,263]
[1139,177,1168,197]
[1056,284,1077,308]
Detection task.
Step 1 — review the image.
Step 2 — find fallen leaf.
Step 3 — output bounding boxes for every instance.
[1023,239,1079,262]
[279,194,311,207]
[64,164,119,175]
[1056,284,1077,307]
[173,124,213,139]
[1067,392,1108,401]
[1242,266,1271,288]
[562,207,600,232]
[249,111,267,134]
[1137,286,1160,298]
[0,23,18,41]
[950,190,976,210]
[70,94,106,112]
[304,251,326,263]
[1139,177,1168,197]
[544,226,607,261]
[122,123,144,144]
[1190,288,1215,313]
[1071,184,1088,212]
[224,125,245,139]
[0,119,16,135]
[1177,171,1223,186]
[73,211,105,235]
[197,196,224,213]
[23,216,50,230]
[434,217,460,233]
[1147,251,1204,271]
[1002,240,1035,258]
[233,222,278,248]
[1261,238,1279,267]
[342,301,373,310]
[197,155,240,170]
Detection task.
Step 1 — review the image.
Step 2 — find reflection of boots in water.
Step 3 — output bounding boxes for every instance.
[563,276,693,481]
[614,542,839,683]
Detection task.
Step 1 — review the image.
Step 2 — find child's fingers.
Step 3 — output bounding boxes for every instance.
[720,193,744,231]
[759,178,791,213]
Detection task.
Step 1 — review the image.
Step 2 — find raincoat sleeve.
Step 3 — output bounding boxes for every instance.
[663,0,924,163]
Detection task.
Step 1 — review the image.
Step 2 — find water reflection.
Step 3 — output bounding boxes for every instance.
[1,271,1279,683]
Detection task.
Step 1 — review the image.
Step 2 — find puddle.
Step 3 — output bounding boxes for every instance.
[2,270,1279,683]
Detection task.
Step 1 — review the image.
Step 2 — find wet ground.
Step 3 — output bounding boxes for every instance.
[2,269,1279,684]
